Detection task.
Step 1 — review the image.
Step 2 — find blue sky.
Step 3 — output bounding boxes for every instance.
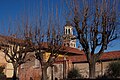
[0,0,24,34]
[0,0,120,52]
[0,0,23,18]
[0,0,65,34]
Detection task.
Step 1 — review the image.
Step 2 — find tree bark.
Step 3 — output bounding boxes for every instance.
[89,61,96,79]
[12,65,17,80]
[51,66,53,80]
[63,59,66,80]
[41,66,48,80]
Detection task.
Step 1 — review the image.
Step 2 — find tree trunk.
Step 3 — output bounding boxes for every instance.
[51,65,53,80]
[63,59,66,79]
[12,65,17,80]
[41,67,47,80]
[89,61,96,79]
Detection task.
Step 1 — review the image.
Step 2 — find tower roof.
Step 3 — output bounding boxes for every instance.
[65,21,73,26]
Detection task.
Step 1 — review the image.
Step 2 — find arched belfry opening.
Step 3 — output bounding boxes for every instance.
[63,21,76,48]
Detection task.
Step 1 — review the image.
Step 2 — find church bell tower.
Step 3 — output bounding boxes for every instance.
[63,21,76,48]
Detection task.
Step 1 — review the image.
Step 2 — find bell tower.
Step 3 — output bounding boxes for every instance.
[63,21,76,48]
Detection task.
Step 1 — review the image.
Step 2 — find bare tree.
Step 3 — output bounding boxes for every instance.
[0,35,31,80]
[66,0,119,78]
[33,27,63,80]
[22,1,65,80]
[21,14,64,80]
[0,1,65,80]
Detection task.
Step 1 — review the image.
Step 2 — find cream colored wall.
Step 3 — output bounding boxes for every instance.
[5,63,13,78]
[72,61,119,78]
[73,63,89,78]
[0,51,6,64]
[102,61,117,74]
[0,50,14,78]
[73,62,104,78]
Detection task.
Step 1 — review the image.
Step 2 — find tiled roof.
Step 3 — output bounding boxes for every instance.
[55,54,87,63]
[100,51,120,61]
[0,35,25,45]
[56,50,120,63]
[38,42,84,55]
[61,47,84,55]
[0,35,83,55]
[1,34,119,62]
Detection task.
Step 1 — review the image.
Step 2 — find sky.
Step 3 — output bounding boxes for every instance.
[0,0,120,52]
[0,0,26,34]
[0,0,65,34]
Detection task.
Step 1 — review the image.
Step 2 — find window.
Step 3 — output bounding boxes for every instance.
[64,44,66,46]
[59,64,63,78]
[71,43,73,46]
[66,29,67,34]
[68,29,70,34]
[21,64,24,69]
[34,59,40,68]
[74,44,75,47]
[54,65,58,73]
[67,43,69,47]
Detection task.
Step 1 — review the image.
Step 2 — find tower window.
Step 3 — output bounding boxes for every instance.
[71,43,73,46]
[68,29,70,34]
[66,29,67,34]
[74,44,75,47]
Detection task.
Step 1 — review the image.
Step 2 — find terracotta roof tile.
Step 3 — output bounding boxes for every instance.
[100,51,120,60]
[0,35,83,55]
[0,35,25,45]
[56,50,120,63]
[62,47,84,55]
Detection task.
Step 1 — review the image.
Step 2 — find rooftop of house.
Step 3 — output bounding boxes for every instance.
[1,34,120,63]
[64,21,73,26]
[0,34,25,45]
[55,50,120,63]
[0,35,83,55]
